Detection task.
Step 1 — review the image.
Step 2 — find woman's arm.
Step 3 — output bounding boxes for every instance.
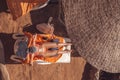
[10,55,22,63]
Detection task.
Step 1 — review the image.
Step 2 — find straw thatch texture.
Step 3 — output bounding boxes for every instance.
[61,0,120,73]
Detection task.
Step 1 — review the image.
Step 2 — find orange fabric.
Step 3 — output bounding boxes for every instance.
[6,0,48,19]
[23,32,64,63]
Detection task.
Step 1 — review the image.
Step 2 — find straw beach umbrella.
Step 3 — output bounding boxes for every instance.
[61,0,120,73]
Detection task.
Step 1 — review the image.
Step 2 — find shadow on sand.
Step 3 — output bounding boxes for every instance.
[0,33,15,63]
[0,0,8,13]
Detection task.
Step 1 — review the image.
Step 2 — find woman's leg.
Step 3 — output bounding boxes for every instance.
[26,54,30,63]
[30,54,34,66]
[58,43,72,47]
[57,50,72,54]
[42,42,58,49]
[42,50,72,57]
[42,42,72,49]
[41,42,72,57]
[42,50,58,57]
[26,53,34,65]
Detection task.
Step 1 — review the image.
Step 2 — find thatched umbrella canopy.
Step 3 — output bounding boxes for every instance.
[61,0,120,73]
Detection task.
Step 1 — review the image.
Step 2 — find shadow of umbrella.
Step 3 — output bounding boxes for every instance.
[0,33,15,63]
